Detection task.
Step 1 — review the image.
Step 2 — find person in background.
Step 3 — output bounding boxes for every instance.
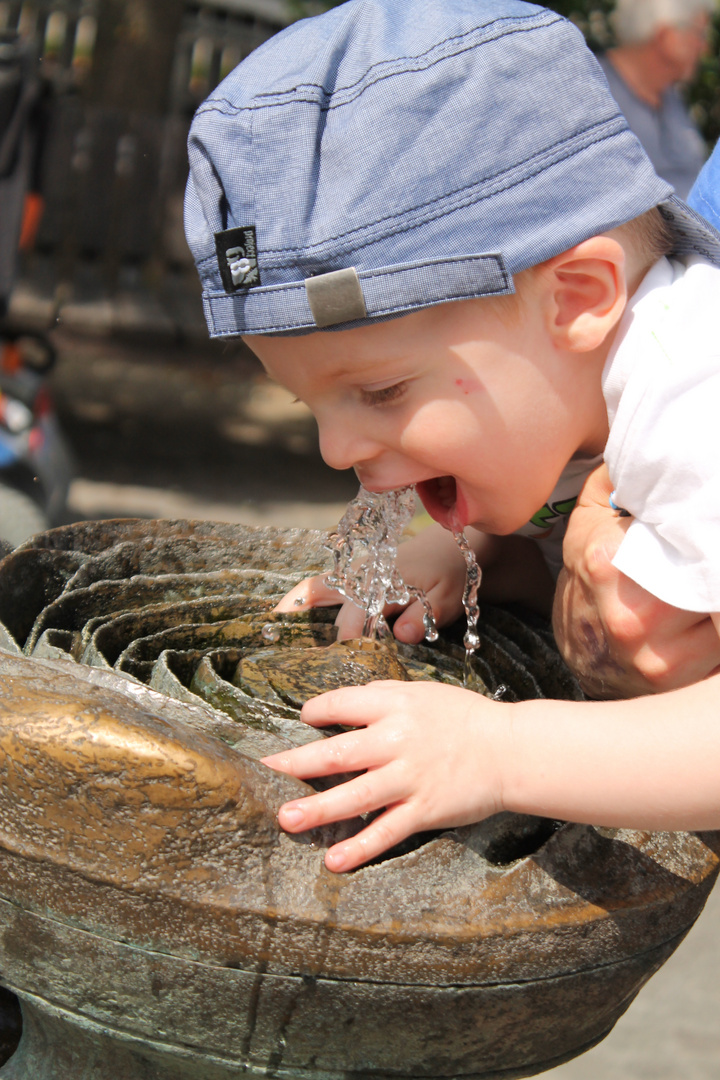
[598,0,715,199]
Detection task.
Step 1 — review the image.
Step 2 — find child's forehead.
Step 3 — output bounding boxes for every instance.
[251,297,522,384]
[251,308,428,377]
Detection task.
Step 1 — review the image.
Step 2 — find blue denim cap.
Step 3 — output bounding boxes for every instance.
[689,143,720,234]
[185,0,720,337]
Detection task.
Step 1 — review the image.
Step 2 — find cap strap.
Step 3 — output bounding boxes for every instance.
[204,253,512,335]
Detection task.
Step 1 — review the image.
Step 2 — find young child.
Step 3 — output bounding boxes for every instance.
[185,0,720,873]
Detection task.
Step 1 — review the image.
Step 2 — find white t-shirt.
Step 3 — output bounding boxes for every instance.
[519,255,720,613]
[603,255,720,612]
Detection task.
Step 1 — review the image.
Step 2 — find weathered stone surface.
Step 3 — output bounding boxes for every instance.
[0,519,715,1079]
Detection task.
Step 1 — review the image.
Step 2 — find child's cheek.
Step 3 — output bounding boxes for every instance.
[454,378,481,396]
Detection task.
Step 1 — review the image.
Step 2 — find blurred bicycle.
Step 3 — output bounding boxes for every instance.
[0,329,74,547]
[0,31,73,549]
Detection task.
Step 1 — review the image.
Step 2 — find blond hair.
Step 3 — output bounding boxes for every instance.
[498,207,674,315]
[612,207,675,274]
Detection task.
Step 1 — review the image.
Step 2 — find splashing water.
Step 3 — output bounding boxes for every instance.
[325,485,438,643]
[326,486,484,682]
[452,529,482,682]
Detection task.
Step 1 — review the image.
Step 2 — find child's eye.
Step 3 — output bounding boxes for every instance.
[360,382,408,406]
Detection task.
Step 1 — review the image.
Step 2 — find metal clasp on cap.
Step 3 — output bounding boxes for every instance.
[305,268,368,328]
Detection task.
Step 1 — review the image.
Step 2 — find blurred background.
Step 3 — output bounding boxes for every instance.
[1,0,364,546]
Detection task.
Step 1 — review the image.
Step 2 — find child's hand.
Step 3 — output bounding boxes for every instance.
[554,464,720,698]
[261,680,508,872]
[275,523,469,642]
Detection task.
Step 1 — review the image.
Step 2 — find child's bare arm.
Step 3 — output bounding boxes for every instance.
[554,465,720,697]
[276,524,554,642]
[262,670,720,873]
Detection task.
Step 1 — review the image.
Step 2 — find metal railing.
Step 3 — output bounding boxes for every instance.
[0,1,97,80]
[176,2,292,115]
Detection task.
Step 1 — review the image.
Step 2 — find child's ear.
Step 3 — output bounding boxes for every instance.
[542,237,627,353]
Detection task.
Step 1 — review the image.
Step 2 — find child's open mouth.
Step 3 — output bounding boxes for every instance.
[416,477,465,530]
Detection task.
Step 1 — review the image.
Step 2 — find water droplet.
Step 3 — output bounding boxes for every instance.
[262,623,281,643]
[422,606,439,643]
[293,595,307,607]
[463,649,478,690]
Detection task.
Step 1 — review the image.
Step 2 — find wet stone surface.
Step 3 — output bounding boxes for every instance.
[0,518,716,1080]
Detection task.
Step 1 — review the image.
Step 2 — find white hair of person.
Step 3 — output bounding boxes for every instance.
[611,0,717,45]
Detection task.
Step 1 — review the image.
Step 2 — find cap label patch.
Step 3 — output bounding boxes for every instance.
[215,227,260,292]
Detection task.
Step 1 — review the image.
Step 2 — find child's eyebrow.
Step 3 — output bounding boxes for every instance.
[328,351,414,380]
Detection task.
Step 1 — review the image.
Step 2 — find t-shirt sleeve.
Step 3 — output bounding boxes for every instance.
[609,360,720,612]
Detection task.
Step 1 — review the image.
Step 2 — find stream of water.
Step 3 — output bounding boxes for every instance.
[325,485,482,683]
[325,485,438,642]
[452,528,482,685]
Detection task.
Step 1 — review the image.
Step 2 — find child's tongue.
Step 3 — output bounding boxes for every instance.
[416,477,464,531]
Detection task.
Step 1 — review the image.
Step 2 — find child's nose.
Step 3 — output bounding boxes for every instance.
[318,420,380,472]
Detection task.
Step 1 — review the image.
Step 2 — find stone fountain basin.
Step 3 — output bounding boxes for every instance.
[0,520,715,1080]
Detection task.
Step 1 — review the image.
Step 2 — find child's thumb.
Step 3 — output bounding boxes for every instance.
[392,603,427,645]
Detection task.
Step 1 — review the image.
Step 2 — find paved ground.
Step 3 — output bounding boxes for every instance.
[9,273,720,1078]
[544,881,720,1079]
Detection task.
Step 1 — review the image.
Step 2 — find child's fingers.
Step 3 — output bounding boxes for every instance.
[334,600,367,640]
[300,681,402,727]
[336,597,429,642]
[392,598,432,644]
[624,613,720,691]
[261,724,378,780]
[324,803,420,872]
[276,765,404,835]
[392,584,464,644]
[262,682,407,777]
[273,573,344,612]
[274,575,385,638]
